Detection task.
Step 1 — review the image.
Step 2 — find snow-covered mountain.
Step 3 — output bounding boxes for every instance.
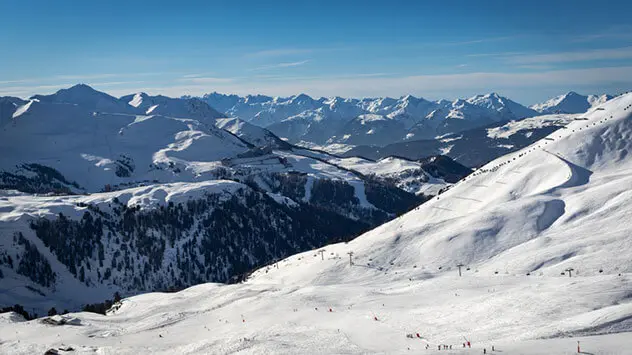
[32,84,138,114]
[530,91,614,114]
[203,91,616,149]
[2,92,631,354]
[121,92,225,122]
[1,96,250,193]
[0,96,25,127]
[344,112,576,167]
[202,92,544,146]
[0,85,466,314]
[215,117,292,150]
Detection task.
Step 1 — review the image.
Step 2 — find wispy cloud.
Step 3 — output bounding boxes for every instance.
[346,73,395,78]
[443,36,517,46]
[466,51,525,58]
[54,73,119,80]
[0,72,171,88]
[507,47,632,64]
[250,60,310,71]
[7,66,631,103]
[0,81,152,98]
[178,76,238,84]
[0,84,76,97]
[90,81,147,87]
[181,73,215,79]
[245,48,315,58]
[0,79,37,85]
[100,65,632,102]
[515,64,553,70]
[572,26,632,43]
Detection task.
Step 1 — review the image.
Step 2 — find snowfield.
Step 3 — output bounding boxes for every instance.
[1,93,631,354]
[328,156,449,196]
[486,113,579,139]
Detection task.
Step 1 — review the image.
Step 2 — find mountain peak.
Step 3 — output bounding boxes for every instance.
[30,84,120,105]
[31,83,99,100]
[66,83,96,92]
[289,93,315,105]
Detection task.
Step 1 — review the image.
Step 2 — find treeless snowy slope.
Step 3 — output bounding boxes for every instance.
[327,156,450,195]
[2,94,632,354]
[0,100,250,192]
[530,91,613,114]
[120,93,225,123]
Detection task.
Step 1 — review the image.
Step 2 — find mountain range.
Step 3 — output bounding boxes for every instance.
[202,91,610,147]
[1,87,630,354]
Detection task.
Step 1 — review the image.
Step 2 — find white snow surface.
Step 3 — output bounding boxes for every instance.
[530,91,613,114]
[0,98,250,192]
[294,141,356,155]
[486,113,579,139]
[330,156,449,195]
[2,93,632,354]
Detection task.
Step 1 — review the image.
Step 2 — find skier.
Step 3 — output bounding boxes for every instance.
[483,348,486,354]
[468,341,471,348]
[492,345,495,351]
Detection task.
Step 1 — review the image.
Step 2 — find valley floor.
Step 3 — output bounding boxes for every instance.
[1,269,630,354]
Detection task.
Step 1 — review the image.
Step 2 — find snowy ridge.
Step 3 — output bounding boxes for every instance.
[120,92,225,122]
[530,91,614,114]
[328,156,450,196]
[0,98,250,192]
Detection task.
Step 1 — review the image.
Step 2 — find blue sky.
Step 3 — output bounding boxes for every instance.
[1,0,631,104]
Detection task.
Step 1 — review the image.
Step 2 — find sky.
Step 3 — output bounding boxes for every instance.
[1,0,632,104]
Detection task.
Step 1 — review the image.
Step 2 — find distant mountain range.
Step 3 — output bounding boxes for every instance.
[200,91,611,147]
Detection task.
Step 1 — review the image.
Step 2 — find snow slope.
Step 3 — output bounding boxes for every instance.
[530,91,613,114]
[329,156,450,196]
[120,93,225,123]
[0,181,246,312]
[2,94,630,354]
[1,99,250,192]
[215,117,292,149]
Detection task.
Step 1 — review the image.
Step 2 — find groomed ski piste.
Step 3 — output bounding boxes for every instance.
[2,94,632,354]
